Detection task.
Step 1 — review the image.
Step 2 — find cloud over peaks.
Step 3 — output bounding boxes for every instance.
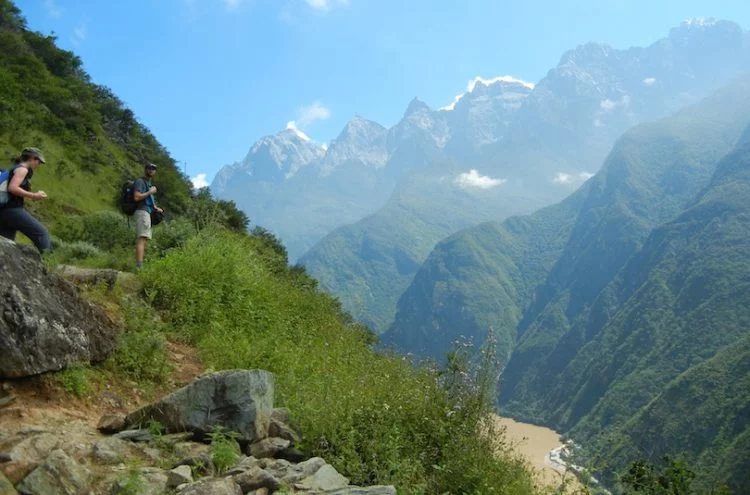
[455,170,506,190]
[191,173,210,189]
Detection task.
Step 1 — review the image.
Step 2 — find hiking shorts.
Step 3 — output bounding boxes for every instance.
[134,210,152,240]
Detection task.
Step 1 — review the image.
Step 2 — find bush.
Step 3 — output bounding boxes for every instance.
[81,211,132,251]
[141,231,536,493]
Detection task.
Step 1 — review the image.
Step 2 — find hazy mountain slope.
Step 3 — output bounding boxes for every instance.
[302,21,750,333]
[500,77,750,425]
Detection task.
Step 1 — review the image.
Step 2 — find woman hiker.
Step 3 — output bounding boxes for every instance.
[0,147,51,253]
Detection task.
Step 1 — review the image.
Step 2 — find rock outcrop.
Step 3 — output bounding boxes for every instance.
[125,370,274,443]
[0,238,119,378]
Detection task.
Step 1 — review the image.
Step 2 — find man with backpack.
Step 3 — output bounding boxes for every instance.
[0,147,51,253]
[133,163,163,270]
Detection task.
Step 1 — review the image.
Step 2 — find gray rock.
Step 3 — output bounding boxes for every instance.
[280,456,326,483]
[295,464,349,491]
[8,434,59,463]
[55,265,119,290]
[111,468,169,495]
[179,478,242,495]
[92,437,130,464]
[268,418,301,444]
[248,437,289,459]
[327,487,397,495]
[113,429,153,442]
[274,447,308,463]
[167,465,193,488]
[16,449,90,495]
[0,238,119,378]
[125,370,273,443]
[231,466,279,493]
[0,470,17,495]
[174,442,214,476]
[97,413,126,434]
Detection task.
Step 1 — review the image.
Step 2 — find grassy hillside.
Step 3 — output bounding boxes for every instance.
[0,2,543,493]
[0,0,191,228]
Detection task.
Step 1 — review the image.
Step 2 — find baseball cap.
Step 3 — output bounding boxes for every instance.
[145,163,158,170]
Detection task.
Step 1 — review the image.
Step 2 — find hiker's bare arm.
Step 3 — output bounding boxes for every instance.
[133,185,157,202]
[8,168,46,200]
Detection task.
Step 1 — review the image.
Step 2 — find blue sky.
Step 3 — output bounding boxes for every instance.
[16,0,750,186]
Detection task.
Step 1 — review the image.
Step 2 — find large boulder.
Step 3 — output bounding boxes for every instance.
[125,370,274,443]
[0,238,119,378]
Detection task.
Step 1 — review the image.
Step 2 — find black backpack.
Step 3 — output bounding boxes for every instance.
[120,180,138,216]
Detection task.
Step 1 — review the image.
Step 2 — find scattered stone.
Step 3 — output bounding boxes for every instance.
[16,449,90,495]
[179,478,242,495]
[0,454,10,463]
[247,488,268,495]
[280,457,326,484]
[8,433,60,464]
[0,395,16,408]
[92,437,130,464]
[0,238,119,378]
[125,370,274,443]
[113,429,153,442]
[248,437,289,459]
[0,471,17,495]
[55,265,119,290]
[96,413,126,434]
[295,464,349,492]
[173,442,214,475]
[111,467,169,495]
[161,432,195,444]
[0,461,37,485]
[167,465,194,488]
[231,466,280,493]
[268,418,301,444]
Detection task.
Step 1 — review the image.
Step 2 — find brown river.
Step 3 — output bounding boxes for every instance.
[494,416,584,491]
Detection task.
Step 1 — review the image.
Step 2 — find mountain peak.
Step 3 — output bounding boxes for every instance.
[405,97,431,116]
[440,76,535,111]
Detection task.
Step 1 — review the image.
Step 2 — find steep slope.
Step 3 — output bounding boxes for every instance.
[386,76,750,363]
[549,123,750,490]
[500,77,750,424]
[302,21,750,334]
[0,1,194,224]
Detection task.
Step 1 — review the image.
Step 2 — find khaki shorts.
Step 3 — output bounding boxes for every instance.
[134,209,152,240]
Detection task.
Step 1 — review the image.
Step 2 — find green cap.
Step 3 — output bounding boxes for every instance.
[23,147,46,164]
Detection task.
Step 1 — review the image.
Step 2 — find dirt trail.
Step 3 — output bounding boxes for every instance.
[0,341,203,430]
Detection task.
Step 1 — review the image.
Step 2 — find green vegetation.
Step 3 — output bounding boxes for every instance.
[0,0,247,254]
[387,77,750,492]
[140,228,537,492]
[209,427,242,475]
[0,2,542,492]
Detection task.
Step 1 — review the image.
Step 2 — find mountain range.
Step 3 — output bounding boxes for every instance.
[385,72,750,493]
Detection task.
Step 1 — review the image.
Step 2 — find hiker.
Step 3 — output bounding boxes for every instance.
[133,163,163,269]
[0,147,51,253]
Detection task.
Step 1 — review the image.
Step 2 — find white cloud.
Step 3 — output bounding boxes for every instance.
[643,77,657,86]
[191,173,210,189]
[44,0,62,18]
[224,0,242,9]
[286,121,312,142]
[455,169,506,190]
[71,23,87,45]
[554,171,595,185]
[297,101,331,126]
[303,0,350,11]
[321,143,329,151]
[553,172,573,184]
[441,75,535,111]
[600,94,630,112]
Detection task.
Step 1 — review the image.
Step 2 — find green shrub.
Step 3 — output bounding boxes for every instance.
[81,211,132,251]
[209,427,241,474]
[56,364,94,397]
[141,231,536,493]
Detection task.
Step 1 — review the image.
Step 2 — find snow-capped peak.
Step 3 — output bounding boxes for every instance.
[440,75,535,111]
[285,121,312,142]
[682,17,718,28]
